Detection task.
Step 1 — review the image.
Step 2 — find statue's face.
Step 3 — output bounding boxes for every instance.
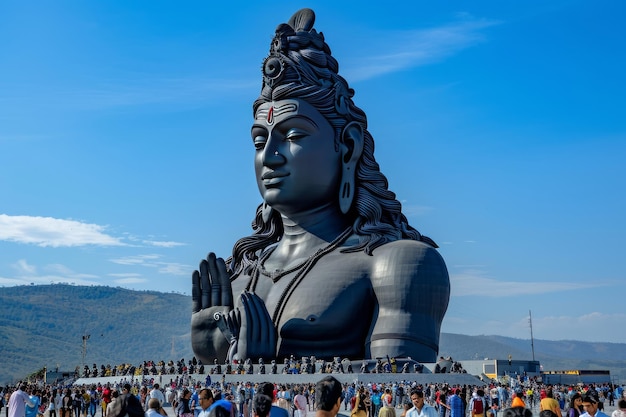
[252,99,340,214]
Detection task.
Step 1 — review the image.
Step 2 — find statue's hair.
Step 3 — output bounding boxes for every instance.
[227,9,435,275]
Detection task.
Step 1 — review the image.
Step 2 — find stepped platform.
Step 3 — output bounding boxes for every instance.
[74,372,483,387]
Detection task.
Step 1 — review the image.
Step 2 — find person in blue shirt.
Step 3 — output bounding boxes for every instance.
[447,389,464,417]
[25,389,41,417]
[191,388,201,417]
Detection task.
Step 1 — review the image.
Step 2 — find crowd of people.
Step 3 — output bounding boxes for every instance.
[2,372,626,417]
[76,355,467,380]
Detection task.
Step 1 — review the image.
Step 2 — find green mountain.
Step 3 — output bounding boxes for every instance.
[0,284,194,384]
[1,284,625,385]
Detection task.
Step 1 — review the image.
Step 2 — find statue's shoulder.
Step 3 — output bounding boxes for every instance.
[370,239,448,281]
[373,238,444,261]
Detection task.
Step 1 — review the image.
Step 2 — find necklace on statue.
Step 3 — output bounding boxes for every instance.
[245,226,353,327]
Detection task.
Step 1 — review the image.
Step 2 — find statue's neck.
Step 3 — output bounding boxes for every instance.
[279,203,350,246]
[263,204,350,271]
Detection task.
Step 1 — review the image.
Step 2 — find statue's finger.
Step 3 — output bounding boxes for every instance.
[207,253,221,305]
[191,270,201,313]
[246,292,263,343]
[199,258,211,308]
[216,257,233,307]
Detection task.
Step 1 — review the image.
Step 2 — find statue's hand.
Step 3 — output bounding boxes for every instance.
[233,291,277,361]
[191,253,234,363]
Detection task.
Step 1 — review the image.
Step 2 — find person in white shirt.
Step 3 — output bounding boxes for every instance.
[9,385,35,417]
[196,389,215,417]
[406,389,437,417]
[150,385,166,407]
[145,399,167,417]
[294,388,307,417]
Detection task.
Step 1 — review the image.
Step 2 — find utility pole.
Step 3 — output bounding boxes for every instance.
[529,310,535,361]
[82,333,91,370]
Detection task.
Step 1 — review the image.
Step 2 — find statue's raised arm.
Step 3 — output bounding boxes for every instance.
[191,8,450,365]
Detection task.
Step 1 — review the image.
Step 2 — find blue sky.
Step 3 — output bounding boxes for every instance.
[1,1,625,346]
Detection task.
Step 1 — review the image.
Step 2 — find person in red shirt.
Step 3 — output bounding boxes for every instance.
[101,385,112,417]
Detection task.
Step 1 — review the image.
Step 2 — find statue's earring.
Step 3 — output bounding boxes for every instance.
[338,122,364,215]
[339,166,354,214]
[261,202,273,223]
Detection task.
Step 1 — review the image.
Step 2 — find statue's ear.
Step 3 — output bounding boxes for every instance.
[340,121,364,167]
[339,122,364,214]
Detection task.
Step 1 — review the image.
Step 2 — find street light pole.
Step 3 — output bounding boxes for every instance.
[82,334,91,370]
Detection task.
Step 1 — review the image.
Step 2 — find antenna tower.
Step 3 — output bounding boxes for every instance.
[529,310,536,361]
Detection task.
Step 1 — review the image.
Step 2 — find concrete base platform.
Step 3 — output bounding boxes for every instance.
[74,371,483,387]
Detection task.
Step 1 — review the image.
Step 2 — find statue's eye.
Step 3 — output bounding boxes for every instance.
[285,128,308,141]
[252,126,268,150]
[254,135,267,150]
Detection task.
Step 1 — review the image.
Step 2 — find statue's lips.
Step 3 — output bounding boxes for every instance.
[261,171,290,185]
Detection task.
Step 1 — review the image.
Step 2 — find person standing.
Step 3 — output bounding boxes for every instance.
[314,377,342,417]
[48,390,58,417]
[9,385,35,417]
[149,386,165,409]
[294,388,307,417]
[540,389,562,417]
[580,395,609,417]
[447,389,463,417]
[436,387,448,417]
[406,388,437,417]
[469,391,487,417]
[196,390,214,417]
[252,395,272,417]
[54,390,64,417]
[101,386,111,417]
[146,399,167,417]
[610,399,626,417]
[568,393,583,417]
[371,390,382,417]
[25,389,40,417]
[259,383,287,417]
[175,389,192,417]
[190,388,200,417]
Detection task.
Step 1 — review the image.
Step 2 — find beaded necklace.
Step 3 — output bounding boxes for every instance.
[245,226,353,327]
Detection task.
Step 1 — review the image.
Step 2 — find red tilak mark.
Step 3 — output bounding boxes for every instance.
[267,106,274,124]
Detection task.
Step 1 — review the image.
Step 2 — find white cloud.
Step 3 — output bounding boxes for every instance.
[532,312,626,340]
[442,311,626,344]
[402,204,434,217]
[110,254,161,266]
[12,259,37,275]
[109,255,192,276]
[1,261,100,287]
[108,273,142,278]
[343,18,501,82]
[154,262,192,276]
[0,214,125,247]
[449,269,600,297]
[111,276,147,285]
[143,240,187,248]
[0,276,32,286]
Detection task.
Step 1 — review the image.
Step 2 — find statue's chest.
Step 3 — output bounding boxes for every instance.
[236,255,371,323]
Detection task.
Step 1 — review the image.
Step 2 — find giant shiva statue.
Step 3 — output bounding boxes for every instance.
[191,8,450,365]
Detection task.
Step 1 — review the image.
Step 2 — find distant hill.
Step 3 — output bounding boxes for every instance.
[1,284,625,385]
[437,333,626,382]
[0,284,194,384]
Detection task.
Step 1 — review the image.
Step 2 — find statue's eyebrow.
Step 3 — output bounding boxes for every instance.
[274,114,319,130]
[251,123,268,134]
[252,114,319,135]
